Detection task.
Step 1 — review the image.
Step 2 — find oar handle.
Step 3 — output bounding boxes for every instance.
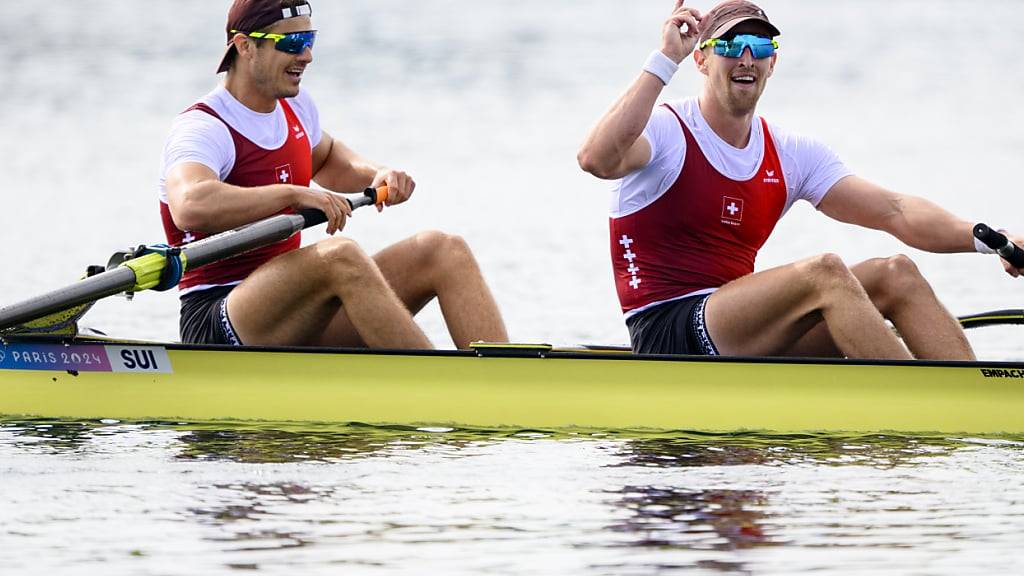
[299,186,389,229]
[974,224,1024,268]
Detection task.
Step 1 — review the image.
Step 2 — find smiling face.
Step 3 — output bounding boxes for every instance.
[232,15,314,106]
[694,21,777,117]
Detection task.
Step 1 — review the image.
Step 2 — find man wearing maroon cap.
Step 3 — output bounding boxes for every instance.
[578,0,1022,359]
[158,0,507,349]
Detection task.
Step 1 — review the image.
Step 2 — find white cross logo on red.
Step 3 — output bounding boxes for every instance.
[619,235,641,290]
[276,162,292,182]
[727,202,740,216]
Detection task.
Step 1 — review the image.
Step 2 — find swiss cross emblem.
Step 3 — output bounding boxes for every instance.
[275,164,293,184]
[721,196,744,223]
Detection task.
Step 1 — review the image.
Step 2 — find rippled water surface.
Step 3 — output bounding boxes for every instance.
[3,0,1024,573]
[2,420,1023,575]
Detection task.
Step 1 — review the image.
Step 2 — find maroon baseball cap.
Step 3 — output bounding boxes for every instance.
[697,0,780,44]
[217,0,313,74]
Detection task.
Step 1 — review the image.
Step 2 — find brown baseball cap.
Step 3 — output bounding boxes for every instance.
[697,0,780,45]
[217,0,313,74]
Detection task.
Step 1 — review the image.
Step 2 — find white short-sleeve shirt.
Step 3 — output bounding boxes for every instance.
[609,97,852,219]
[158,86,323,202]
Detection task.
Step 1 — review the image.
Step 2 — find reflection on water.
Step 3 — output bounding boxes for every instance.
[3,418,1023,575]
[609,485,774,551]
[616,433,972,469]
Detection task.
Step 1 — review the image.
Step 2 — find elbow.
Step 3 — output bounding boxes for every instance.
[168,203,205,234]
[167,190,211,233]
[577,148,618,180]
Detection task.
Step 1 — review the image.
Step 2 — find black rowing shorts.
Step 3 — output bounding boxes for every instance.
[625,294,720,356]
[179,285,244,346]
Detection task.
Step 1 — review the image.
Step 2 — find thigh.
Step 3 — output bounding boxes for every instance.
[704,256,832,356]
[726,258,895,358]
[313,233,449,347]
[226,243,350,346]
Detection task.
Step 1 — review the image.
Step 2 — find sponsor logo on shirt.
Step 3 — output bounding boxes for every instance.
[292,124,306,141]
[763,169,781,185]
[721,196,744,226]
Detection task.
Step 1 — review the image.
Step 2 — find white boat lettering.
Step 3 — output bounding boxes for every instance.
[11,350,59,364]
[63,351,104,365]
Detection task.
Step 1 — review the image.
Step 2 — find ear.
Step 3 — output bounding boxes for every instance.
[693,49,709,76]
[767,53,777,78]
[232,33,254,61]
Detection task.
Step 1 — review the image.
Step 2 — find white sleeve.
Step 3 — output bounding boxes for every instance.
[161,110,235,181]
[777,128,853,208]
[288,88,323,148]
[609,105,686,217]
[642,105,685,170]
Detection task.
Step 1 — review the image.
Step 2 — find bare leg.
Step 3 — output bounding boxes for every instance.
[226,236,432,349]
[781,256,974,360]
[316,230,508,349]
[705,253,912,359]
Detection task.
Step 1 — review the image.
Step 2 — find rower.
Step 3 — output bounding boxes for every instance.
[159,0,508,349]
[577,0,1023,359]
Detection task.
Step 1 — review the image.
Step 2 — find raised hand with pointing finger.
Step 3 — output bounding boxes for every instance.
[662,0,703,64]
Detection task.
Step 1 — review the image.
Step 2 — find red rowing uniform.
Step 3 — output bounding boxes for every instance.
[610,103,788,315]
[159,98,313,292]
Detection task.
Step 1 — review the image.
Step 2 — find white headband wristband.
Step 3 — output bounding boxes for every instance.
[975,236,998,255]
[974,224,1005,254]
[283,4,312,18]
[643,50,678,86]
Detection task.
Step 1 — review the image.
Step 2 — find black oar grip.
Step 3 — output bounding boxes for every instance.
[298,187,385,229]
[974,223,1024,268]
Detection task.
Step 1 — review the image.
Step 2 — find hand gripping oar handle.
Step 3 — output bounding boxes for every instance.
[299,186,389,228]
[974,224,1024,268]
[0,187,389,332]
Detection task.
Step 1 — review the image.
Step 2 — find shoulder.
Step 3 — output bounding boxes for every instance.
[764,120,837,163]
[167,108,232,145]
[285,88,319,122]
[285,88,322,146]
[643,99,688,153]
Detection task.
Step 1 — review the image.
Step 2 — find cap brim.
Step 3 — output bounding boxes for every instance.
[216,44,236,74]
[708,16,781,40]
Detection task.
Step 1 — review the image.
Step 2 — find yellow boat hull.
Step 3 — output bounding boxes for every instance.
[2,340,1023,434]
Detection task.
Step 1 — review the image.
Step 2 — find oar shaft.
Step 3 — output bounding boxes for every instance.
[180,188,383,269]
[0,188,386,332]
[0,268,138,330]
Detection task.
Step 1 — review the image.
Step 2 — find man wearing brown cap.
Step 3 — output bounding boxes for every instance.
[158,0,507,349]
[578,0,1022,359]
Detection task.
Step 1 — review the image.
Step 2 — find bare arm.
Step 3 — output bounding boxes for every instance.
[312,131,415,207]
[577,0,701,180]
[819,176,975,253]
[819,175,1024,277]
[164,162,352,236]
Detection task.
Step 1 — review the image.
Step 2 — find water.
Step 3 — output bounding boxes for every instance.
[3,0,1024,573]
[2,420,1023,575]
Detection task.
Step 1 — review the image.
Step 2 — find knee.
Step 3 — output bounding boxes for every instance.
[871,254,932,309]
[801,253,857,291]
[411,230,475,271]
[315,236,375,280]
